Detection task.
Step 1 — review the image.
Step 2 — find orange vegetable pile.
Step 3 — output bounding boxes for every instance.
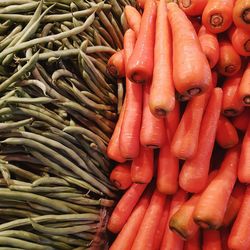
[107,0,250,249]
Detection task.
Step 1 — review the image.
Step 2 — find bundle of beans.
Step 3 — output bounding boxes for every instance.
[0,0,137,249]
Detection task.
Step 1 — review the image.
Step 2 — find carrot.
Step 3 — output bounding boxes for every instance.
[107,183,147,233]
[178,0,208,16]
[124,6,142,37]
[136,0,146,9]
[127,0,157,84]
[149,0,175,117]
[233,0,250,31]
[131,146,154,184]
[238,62,250,106]
[222,71,244,117]
[222,182,246,227]
[228,26,250,56]
[131,188,167,250]
[231,108,250,132]
[110,163,132,190]
[202,230,222,250]
[109,186,152,250]
[167,2,212,97]
[119,29,143,160]
[179,88,223,193]
[198,25,219,68]
[140,83,166,148]
[107,50,125,78]
[228,186,250,250]
[220,228,230,250]
[160,188,188,250]
[217,39,242,77]
[216,115,239,149]
[189,17,201,33]
[183,230,201,250]
[193,146,241,229]
[202,0,235,34]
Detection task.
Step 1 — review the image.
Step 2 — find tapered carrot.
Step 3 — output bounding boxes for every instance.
[107,50,125,78]
[202,0,235,34]
[119,29,142,160]
[127,0,157,84]
[110,163,132,190]
[193,146,240,229]
[140,83,166,148]
[222,182,246,227]
[166,100,180,141]
[131,188,167,250]
[228,186,250,250]
[232,108,250,132]
[216,115,239,149]
[131,146,154,184]
[198,26,219,68]
[217,39,242,77]
[149,0,175,117]
[160,188,188,250]
[238,62,250,106]
[167,2,212,97]
[233,0,250,31]
[178,0,208,16]
[202,230,222,250]
[124,6,142,37]
[107,183,147,233]
[183,230,201,250]
[222,72,244,117]
[179,88,223,193]
[220,228,230,250]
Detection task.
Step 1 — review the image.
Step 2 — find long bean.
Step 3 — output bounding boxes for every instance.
[0,118,33,131]
[0,2,39,15]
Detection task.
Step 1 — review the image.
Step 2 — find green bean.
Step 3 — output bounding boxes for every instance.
[61,24,82,44]
[0,154,41,166]
[74,233,95,241]
[46,192,82,199]
[81,91,103,104]
[45,220,93,228]
[47,235,89,246]
[0,247,24,250]
[0,118,32,131]
[66,197,114,207]
[17,79,47,96]
[27,202,58,214]
[0,20,12,35]
[0,25,22,50]
[1,96,55,105]
[0,1,34,6]
[108,13,123,46]
[121,11,129,32]
[110,0,123,17]
[117,80,124,114]
[0,163,11,186]
[0,208,38,218]
[32,176,69,187]
[0,2,39,15]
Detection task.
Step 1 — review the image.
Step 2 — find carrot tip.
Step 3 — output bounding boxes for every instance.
[225,65,237,74]
[223,109,239,117]
[131,72,146,84]
[244,40,250,52]
[179,0,191,8]
[107,65,118,78]
[155,108,167,117]
[210,14,223,27]
[242,9,250,23]
[243,96,250,105]
[169,225,188,240]
[187,87,201,96]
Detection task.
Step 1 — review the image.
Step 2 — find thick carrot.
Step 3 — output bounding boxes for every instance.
[238,62,250,106]
[124,6,142,37]
[119,29,142,160]
[107,183,147,233]
[222,182,246,227]
[198,25,219,68]
[140,83,166,148]
[131,146,154,184]
[126,0,157,84]
[216,115,239,149]
[189,16,201,33]
[228,186,250,250]
[110,163,132,190]
[183,230,201,250]
[233,0,250,31]
[179,88,223,193]
[217,39,242,77]
[202,0,235,34]
[131,188,167,250]
[178,0,208,16]
[222,71,244,117]
[193,146,240,229]
[109,187,152,250]
[202,230,222,250]
[231,108,250,132]
[107,50,125,78]
[149,0,175,117]
[167,2,212,97]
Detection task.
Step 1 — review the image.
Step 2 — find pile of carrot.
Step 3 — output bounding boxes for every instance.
[107,0,250,249]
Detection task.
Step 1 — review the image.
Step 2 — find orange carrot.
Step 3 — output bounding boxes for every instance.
[107,183,147,233]
[160,188,188,250]
[232,108,250,132]
[178,0,208,16]
[179,88,223,193]
[233,0,250,31]
[238,62,250,106]
[193,146,241,229]
[124,6,142,37]
[222,71,244,117]
[166,100,180,141]
[228,186,250,250]
[149,0,175,117]
[217,39,242,77]
[127,0,157,84]
[183,230,201,250]
[107,50,125,78]
[167,2,212,97]
[216,115,239,149]
[136,0,146,9]
[228,25,250,56]
[131,146,154,184]
[220,228,230,250]
[202,0,235,34]
[140,83,166,148]
[131,188,167,250]
[222,182,246,227]
[110,163,132,190]
[119,29,142,160]
[198,25,219,68]
[202,230,222,250]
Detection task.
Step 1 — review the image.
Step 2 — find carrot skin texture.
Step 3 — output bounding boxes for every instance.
[107,50,125,78]
[124,6,142,37]
[178,0,208,16]
[202,230,222,250]
[232,108,250,132]
[183,230,201,250]
[233,0,250,31]
[238,62,250,106]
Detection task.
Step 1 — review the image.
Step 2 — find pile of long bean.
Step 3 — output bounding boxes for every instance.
[0,0,136,249]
